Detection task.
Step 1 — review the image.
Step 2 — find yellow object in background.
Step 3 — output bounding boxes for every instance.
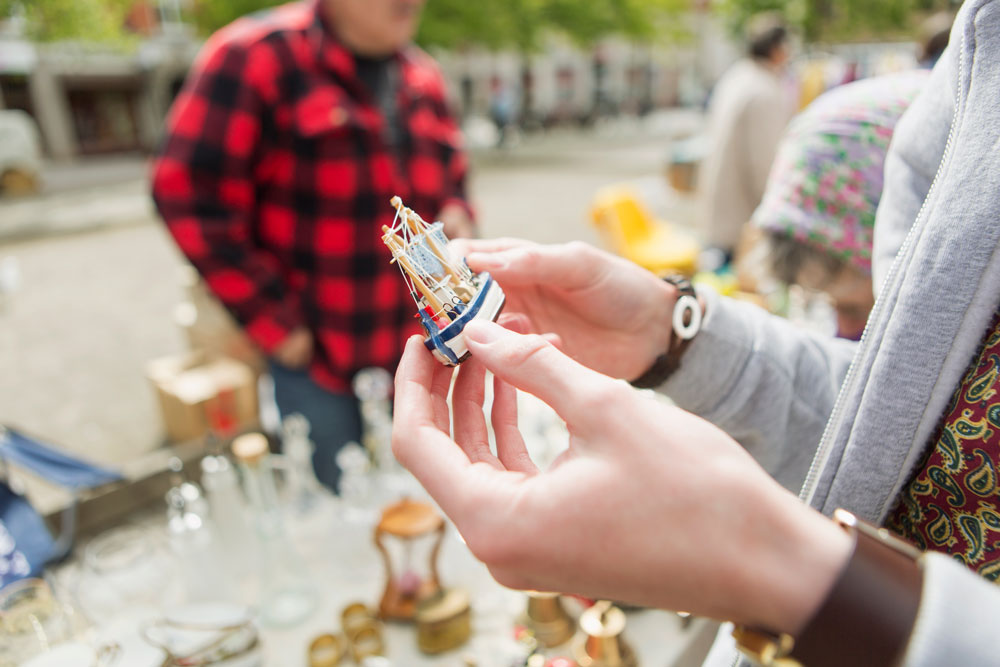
[590,186,700,277]
[692,271,737,296]
[798,60,828,110]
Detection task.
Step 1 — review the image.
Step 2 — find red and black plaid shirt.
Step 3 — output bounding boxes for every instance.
[152,0,471,392]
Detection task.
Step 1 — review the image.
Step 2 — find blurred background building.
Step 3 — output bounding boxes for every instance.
[0,0,959,163]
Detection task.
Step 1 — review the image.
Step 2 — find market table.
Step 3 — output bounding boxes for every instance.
[43,392,705,666]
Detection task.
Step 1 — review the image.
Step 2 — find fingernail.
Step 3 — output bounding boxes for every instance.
[464,320,502,345]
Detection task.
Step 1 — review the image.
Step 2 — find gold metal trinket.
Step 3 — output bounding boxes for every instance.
[415,588,472,655]
[522,591,576,648]
[349,625,385,662]
[573,601,638,667]
[308,633,345,667]
[341,602,378,637]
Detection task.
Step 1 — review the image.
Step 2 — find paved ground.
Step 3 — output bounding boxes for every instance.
[0,113,702,508]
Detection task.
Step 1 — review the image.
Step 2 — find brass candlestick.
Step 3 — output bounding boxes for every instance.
[573,601,637,667]
[522,591,575,648]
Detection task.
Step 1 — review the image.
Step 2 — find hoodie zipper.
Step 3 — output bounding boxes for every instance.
[798,45,966,510]
[728,31,967,667]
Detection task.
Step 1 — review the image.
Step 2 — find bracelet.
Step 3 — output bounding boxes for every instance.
[630,275,701,389]
[733,509,923,667]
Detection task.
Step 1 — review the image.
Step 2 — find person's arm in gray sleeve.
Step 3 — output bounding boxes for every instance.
[899,552,1000,665]
[661,289,857,492]
[873,47,954,291]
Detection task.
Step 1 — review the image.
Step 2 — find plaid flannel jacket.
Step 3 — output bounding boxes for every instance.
[151,0,471,392]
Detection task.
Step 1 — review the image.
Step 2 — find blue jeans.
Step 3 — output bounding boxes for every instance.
[268,362,362,492]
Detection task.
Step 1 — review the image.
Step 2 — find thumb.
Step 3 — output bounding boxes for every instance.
[464,320,621,428]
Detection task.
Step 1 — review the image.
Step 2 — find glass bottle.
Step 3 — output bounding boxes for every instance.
[352,367,394,472]
[200,452,255,585]
[280,413,325,515]
[164,458,233,603]
[231,433,317,627]
[336,441,376,524]
[354,367,417,500]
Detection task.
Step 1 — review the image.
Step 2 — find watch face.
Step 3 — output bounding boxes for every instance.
[673,294,702,340]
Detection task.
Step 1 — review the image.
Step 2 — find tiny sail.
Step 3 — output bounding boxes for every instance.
[382,197,506,366]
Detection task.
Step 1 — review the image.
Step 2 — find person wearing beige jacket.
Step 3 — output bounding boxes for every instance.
[698,15,795,259]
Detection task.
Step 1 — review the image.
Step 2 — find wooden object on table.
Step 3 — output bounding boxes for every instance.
[374,498,445,621]
[146,351,258,443]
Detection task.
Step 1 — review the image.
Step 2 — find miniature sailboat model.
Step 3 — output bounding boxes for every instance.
[383,197,505,366]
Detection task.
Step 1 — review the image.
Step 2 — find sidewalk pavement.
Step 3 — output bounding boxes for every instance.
[0,156,154,242]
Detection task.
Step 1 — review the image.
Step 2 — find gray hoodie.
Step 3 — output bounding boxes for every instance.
[662,1,1000,663]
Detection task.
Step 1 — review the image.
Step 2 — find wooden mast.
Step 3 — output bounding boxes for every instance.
[383,228,447,314]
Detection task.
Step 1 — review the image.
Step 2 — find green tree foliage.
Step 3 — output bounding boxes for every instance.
[0,0,135,43]
[187,0,689,50]
[0,0,688,48]
[190,0,284,36]
[417,0,689,51]
[416,0,543,51]
[715,0,956,42]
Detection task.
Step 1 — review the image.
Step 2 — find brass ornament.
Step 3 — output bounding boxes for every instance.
[573,601,637,667]
[349,625,385,662]
[307,634,345,667]
[415,588,472,654]
[521,592,575,648]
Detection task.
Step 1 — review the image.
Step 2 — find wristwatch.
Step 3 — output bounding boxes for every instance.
[629,275,702,389]
[732,509,923,667]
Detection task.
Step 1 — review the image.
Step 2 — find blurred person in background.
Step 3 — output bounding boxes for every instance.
[919,11,954,69]
[698,13,795,263]
[489,75,517,148]
[749,69,930,340]
[152,0,475,490]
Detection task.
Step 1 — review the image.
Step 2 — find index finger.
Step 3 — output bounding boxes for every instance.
[464,320,621,430]
[393,336,473,505]
[448,237,534,261]
[466,241,603,290]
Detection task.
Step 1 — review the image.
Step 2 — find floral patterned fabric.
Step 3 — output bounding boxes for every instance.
[886,308,1000,581]
[751,70,929,275]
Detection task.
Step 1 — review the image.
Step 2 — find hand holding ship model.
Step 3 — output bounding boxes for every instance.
[390,319,850,636]
[384,222,849,639]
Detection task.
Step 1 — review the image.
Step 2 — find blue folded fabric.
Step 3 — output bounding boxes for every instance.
[0,483,53,586]
[0,427,125,588]
[0,427,122,489]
